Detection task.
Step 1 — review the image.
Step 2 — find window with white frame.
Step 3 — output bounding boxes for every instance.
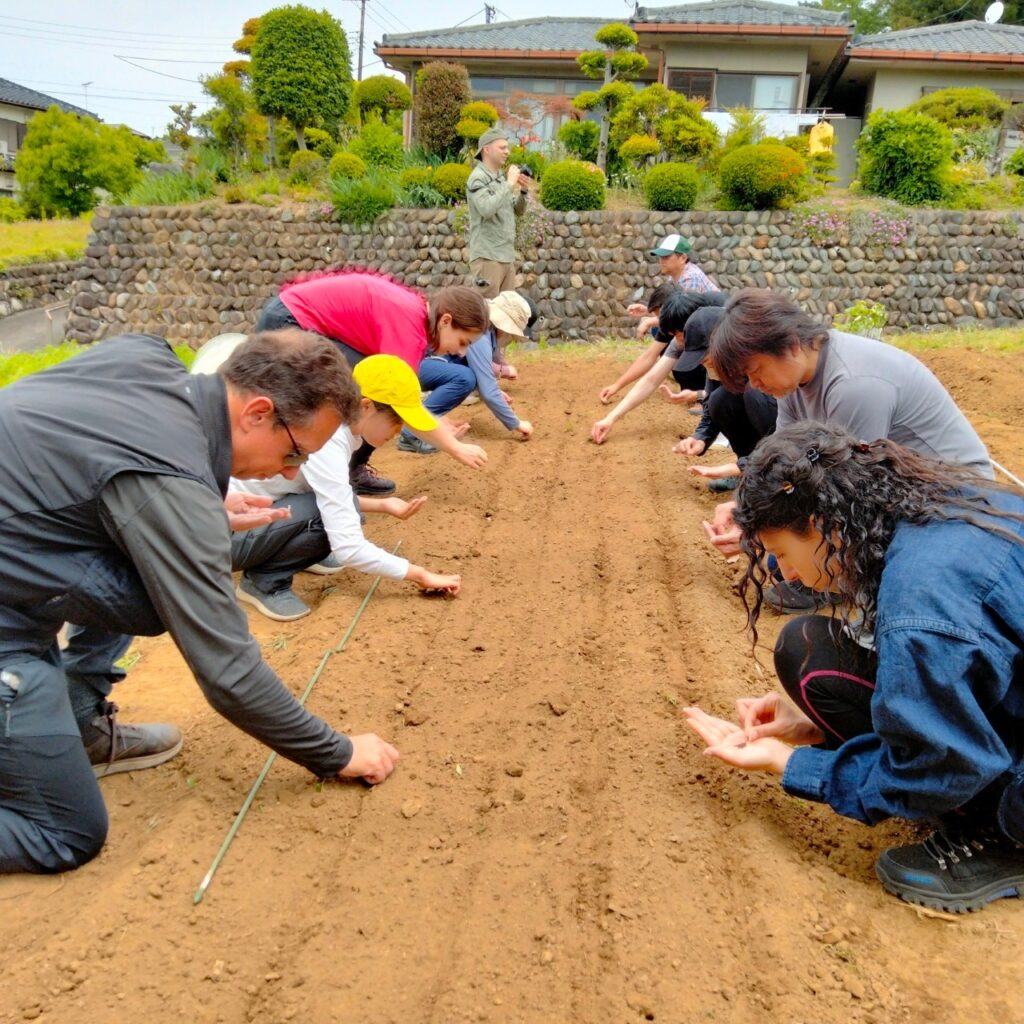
[668,70,800,111]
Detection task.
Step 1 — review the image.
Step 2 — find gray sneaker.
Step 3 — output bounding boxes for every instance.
[397,433,439,455]
[84,704,183,778]
[305,554,343,575]
[236,577,311,621]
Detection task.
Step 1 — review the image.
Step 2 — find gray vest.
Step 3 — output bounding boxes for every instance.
[0,334,231,614]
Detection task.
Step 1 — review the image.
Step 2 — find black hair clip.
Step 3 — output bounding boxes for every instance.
[806,447,820,465]
[780,481,795,494]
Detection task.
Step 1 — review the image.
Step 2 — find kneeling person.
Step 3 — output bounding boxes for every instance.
[225,353,462,619]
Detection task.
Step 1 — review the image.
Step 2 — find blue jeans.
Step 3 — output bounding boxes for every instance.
[399,356,476,444]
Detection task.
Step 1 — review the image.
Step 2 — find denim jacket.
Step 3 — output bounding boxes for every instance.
[782,490,1024,824]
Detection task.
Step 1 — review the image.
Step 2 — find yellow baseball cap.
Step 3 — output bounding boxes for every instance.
[352,354,438,433]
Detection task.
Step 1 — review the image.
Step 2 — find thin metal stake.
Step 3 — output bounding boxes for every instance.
[992,458,1024,492]
[193,542,401,905]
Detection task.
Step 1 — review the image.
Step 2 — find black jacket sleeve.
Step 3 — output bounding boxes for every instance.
[100,472,353,777]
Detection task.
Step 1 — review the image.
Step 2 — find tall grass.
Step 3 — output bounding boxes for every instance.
[0,217,92,270]
[124,171,217,206]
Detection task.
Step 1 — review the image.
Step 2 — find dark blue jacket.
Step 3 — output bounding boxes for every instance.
[783,493,1024,823]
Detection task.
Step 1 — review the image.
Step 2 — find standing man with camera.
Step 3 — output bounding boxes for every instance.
[467,126,528,299]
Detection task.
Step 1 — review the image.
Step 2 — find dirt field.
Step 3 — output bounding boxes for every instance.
[3,345,1024,1024]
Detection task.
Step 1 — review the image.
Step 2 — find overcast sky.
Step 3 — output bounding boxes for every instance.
[1,0,666,136]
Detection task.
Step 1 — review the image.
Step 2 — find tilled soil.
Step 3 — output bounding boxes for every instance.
[3,346,1023,1024]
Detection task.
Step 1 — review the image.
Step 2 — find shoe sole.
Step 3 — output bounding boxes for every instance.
[304,562,344,575]
[93,735,184,778]
[875,859,1024,913]
[236,585,311,622]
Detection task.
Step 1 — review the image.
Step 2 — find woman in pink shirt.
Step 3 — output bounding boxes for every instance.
[257,269,490,494]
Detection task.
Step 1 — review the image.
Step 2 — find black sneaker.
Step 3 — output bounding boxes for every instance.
[397,434,439,455]
[765,580,841,614]
[875,826,1024,913]
[84,703,183,778]
[350,462,396,496]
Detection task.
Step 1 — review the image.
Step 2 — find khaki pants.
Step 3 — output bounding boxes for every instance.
[470,259,516,299]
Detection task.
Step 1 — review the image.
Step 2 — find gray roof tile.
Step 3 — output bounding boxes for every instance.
[0,77,96,118]
[852,19,1024,54]
[634,0,848,28]
[379,17,608,51]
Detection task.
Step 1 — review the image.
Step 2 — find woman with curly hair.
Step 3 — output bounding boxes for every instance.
[256,270,491,494]
[685,420,1024,914]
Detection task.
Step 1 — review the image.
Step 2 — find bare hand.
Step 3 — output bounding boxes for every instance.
[736,695,825,746]
[673,437,706,457]
[501,391,515,408]
[702,500,742,557]
[453,441,488,469]
[626,302,647,317]
[340,733,400,785]
[223,492,291,532]
[416,569,462,595]
[590,418,614,445]
[506,166,521,189]
[382,495,428,520]
[683,708,792,775]
[514,419,533,440]
[598,385,618,405]
[689,461,741,480]
[451,421,471,439]
[659,384,701,405]
[635,315,659,339]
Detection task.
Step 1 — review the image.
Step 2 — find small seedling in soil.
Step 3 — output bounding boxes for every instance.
[266,634,289,652]
[116,649,142,671]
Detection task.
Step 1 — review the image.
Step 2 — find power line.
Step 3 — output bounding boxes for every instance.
[0,27,228,52]
[0,14,231,42]
[114,55,210,82]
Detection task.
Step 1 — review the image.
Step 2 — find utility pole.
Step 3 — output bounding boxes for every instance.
[485,4,496,23]
[357,0,367,80]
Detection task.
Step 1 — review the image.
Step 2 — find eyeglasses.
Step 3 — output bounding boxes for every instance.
[276,415,309,467]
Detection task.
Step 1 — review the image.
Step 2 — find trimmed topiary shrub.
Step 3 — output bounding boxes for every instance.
[355,75,413,122]
[856,109,954,206]
[539,160,605,211]
[619,134,660,167]
[349,119,404,170]
[288,150,326,184]
[719,143,806,210]
[329,151,367,180]
[303,127,338,160]
[432,162,471,204]
[557,120,600,163]
[414,61,471,158]
[644,162,699,211]
[399,166,434,189]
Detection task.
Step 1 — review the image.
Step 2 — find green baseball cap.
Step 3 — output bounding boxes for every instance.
[650,233,693,257]
[476,126,510,158]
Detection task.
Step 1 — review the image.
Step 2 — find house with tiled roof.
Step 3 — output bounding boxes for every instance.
[0,77,97,197]
[844,21,1024,114]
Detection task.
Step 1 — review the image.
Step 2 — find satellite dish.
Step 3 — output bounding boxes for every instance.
[985,1,1004,23]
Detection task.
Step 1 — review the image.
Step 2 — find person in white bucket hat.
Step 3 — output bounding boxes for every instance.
[398,291,534,454]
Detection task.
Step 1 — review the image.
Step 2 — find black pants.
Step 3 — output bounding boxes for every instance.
[256,295,375,469]
[774,615,1024,839]
[671,364,707,393]
[707,386,777,459]
[231,492,332,595]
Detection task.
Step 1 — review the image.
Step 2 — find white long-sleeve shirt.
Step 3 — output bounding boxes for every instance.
[233,425,411,580]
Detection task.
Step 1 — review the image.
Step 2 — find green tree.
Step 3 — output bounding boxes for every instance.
[573,23,649,171]
[167,102,197,152]
[355,75,412,128]
[800,0,890,35]
[197,73,266,166]
[610,84,718,164]
[414,62,471,158]
[15,106,164,217]
[251,5,353,150]
[888,0,1021,28]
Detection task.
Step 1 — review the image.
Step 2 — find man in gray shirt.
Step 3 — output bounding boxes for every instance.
[466,126,527,298]
[0,331,400,874]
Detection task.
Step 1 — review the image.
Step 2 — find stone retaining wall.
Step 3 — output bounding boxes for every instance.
[0,259,80,320]
[66,205,1024,346]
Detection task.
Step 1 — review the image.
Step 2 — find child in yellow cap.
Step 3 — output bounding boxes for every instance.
[228,352,463,621]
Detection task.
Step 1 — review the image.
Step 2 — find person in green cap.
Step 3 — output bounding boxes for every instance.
[467,126,528,301]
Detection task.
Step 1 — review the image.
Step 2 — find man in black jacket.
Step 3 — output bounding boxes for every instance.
[0,330,400,874]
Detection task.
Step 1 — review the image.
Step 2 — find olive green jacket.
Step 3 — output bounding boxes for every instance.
[466,163,526,264]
